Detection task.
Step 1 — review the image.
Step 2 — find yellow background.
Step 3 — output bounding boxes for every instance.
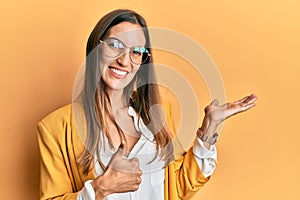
[1,0,299,199]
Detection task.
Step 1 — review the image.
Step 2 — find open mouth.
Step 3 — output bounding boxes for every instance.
[108,66,128,77]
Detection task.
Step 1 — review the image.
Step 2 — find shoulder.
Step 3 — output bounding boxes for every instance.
[37,104,73,139]
[40,104,72,123]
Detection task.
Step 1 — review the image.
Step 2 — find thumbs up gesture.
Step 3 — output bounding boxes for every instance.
[91,141,142,200]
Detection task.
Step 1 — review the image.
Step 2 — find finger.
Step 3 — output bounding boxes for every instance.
[243,94,257,104]
[128,157,142,174]
[227,103,256,118]
[234,95,250,104]
[118,140,129,157]
[132,168,143,176]
[210,99,219,106]
[240,103,256,112]
[129,175,142,185]
[129,157,140,167]
[236,94,258,105]
[108,158,136,173]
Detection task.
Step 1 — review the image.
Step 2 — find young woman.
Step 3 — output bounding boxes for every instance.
[37,9,257,200]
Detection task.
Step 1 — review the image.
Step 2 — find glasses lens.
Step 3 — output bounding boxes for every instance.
[130,47,149,64]
[102,38,124,58]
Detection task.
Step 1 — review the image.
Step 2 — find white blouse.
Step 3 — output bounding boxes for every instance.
[78,106,217,200]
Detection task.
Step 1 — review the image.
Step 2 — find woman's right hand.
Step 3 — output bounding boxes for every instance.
[91,141,142,200]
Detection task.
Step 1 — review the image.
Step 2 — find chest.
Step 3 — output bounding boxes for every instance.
[107,108,141,152]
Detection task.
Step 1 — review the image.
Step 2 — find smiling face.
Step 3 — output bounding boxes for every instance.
[100,21,146,94]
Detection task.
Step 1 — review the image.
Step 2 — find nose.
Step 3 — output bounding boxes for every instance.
[116,50,131,67]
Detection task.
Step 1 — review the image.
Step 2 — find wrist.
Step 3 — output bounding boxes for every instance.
[197,128,219,145]
[199,124,217,138]
[91,175,110,199]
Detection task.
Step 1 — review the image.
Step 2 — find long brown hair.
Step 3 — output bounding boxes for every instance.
[79,9,173,174]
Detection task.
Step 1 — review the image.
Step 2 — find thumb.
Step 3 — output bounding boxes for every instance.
[117,140,128,157]
[107,140,128,169]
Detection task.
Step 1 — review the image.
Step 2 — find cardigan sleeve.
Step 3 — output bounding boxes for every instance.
[162,98,211,200]
[164,148,210,200]
[37,121,78,200]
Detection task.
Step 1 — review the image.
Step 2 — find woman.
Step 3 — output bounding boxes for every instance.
[37,9,257,200]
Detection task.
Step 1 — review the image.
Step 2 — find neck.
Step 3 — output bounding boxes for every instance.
[106,88,127,112]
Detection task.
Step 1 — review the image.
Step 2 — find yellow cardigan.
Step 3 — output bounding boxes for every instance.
[37,104,209,200]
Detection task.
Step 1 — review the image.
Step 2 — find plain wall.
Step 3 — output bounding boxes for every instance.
[0,0,299,199]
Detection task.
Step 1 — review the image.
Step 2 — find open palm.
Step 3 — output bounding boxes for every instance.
[200,94,257,135]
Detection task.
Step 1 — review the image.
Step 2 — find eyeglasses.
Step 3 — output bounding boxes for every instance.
[99,38,151,65]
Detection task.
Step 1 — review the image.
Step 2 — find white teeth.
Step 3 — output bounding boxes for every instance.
[110,67,127,76]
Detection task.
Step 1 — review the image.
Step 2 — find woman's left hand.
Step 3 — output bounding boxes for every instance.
[198,94,258,142]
